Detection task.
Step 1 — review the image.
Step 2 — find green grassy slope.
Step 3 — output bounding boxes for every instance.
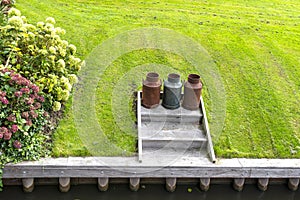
[17,0,300,158]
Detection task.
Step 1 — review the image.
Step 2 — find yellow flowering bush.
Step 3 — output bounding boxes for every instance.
[0,8,83,111]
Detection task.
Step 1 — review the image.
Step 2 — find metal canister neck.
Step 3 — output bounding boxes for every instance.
[167,73,181,83]
[146,72,159,82]
[188,74,200,84]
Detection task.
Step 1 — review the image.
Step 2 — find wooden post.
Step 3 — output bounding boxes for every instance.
[59,177,71,192]
[98,178,109,192]
[258,178,269,191]
[288,178,299,191]
[129,178,140,191]
[200,178,210,191]
[233,178,245,192]
[22,178,34,193]
[166,178,176,192]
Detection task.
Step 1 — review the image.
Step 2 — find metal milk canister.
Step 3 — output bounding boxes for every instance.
[142,72,161,108]
[182,74,202,110]
[162,73,182,109]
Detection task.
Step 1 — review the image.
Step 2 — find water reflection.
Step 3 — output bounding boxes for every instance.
[0,184,299,200]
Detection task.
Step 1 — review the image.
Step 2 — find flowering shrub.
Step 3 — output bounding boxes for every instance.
[0,0,14,25]
[0,68,49,165]
[0,8,83,111]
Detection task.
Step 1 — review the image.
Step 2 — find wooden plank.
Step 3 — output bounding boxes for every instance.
[141,104,202,123]
[200,97,216,163]
[141,137,207,142]
[137,91,143,162]
[7,157,300,168]
[4,166,300,179]
[142,139,207,149]
[4,156,300,168]
[141,128,206,141]
[3,157,300,179]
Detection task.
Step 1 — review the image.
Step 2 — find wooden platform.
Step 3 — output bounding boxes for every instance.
[3,157,300,178]
[3,157,300,192]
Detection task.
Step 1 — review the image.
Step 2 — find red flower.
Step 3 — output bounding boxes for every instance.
[22,111,29,119]
[31,85,39,93]
[11,124,18,133]
[34,102,41,109]
[30,110,38,118]
[1,0,11,6]
[0,127,8,138]
[29,94,37,99]
[13,140,22,149]
[7,114,16,122]
[0,126,8,133]
[37,96,45,102]
[43,111,49,118]
[0,97,9,104]
[14,91,23,97]
[0,90,6,97]
[26,120,32,126]
[26,97,34,105]
[20,88,30,94]
[4,131,12,140]
[21,78,30,86]
[12,74,20,81]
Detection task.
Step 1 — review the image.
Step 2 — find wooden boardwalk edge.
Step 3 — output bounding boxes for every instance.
[3,157,300,179]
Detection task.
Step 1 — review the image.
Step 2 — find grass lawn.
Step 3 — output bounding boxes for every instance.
[17,0,300,158]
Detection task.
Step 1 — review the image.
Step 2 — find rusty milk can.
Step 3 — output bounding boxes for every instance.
[142,72,161,108]
[162,73,182,109]
[182,74,202,110]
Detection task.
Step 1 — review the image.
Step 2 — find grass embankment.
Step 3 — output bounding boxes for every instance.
[17,0,300,158]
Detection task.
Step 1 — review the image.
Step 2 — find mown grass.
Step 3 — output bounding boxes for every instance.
[17,0,300,158]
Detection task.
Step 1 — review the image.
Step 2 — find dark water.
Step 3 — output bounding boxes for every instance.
[0,184,299,200]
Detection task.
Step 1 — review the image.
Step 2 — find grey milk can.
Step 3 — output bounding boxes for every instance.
[162,73,183,109]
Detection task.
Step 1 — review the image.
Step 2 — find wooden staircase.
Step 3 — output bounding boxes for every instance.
[137,91,216,163]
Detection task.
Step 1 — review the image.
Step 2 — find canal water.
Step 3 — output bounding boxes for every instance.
[0,184,299,200]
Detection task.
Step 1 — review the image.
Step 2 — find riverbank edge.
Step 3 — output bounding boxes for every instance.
[3,157,300,192]
[3,157,300,179]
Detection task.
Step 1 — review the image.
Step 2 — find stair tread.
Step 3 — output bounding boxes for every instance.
[141,104,202,118]
[140,121,206,139]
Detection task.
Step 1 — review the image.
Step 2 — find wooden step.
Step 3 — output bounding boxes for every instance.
[141,104,202,123]
[141,129,207,142]
[142,140,207,149]
[141,146,209,158]
[140,122,206,149]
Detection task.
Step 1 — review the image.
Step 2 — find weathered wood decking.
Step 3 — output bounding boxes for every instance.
[3,157,300,192]
[3,157,300,178]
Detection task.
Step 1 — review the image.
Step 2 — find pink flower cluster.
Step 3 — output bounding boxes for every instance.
[0,125,18,140]
[0,69,45,106]
[0,69,47,149]
[0,126,12,140]
[11,73,31,87]
[0,90,9,104]
[1,0,12,6]
[13,140,22,149]
[7,113,16,122]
